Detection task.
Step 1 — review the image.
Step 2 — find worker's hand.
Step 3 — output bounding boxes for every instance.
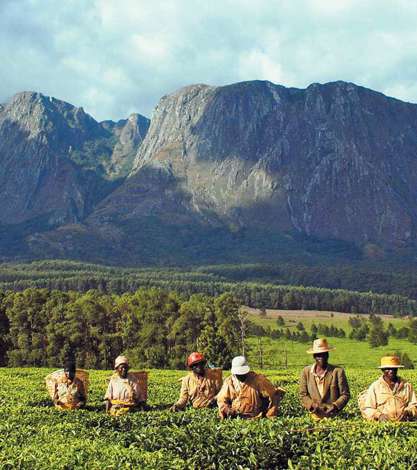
[220,406,235,419]
[226,407,236,418]
[378,414,389,422]
[105,400,111,413]
[310,401,321,412]
[324,404,337,416]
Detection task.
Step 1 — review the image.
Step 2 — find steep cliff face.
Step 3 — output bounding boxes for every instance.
[6,80,417,264]
[128,80,417,247]
[101,113,150,178]
[0,92,149,231]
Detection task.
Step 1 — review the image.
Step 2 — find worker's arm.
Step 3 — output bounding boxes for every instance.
[332,368,350,411]
[52,382,59,404]
[171,377,189,411]
[104,381,113,413]
[217,379,234,419]
[259,375,280,418]
[361,383,381,421]
[404,383,417,418]
[299,368,314,411]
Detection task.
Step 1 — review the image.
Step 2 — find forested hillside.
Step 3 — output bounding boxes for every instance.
[0,260,416,314]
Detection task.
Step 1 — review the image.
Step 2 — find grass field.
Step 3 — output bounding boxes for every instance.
[2,367,417,469]
[246,307,408,332]
[244,308,417,369]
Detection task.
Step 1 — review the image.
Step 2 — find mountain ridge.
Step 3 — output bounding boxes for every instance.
[2,80,417,265]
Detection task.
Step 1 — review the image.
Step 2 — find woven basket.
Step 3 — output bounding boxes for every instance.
[206,368,223,383]
[107,371,148,401]
[45,369,89,399]
[129,371,148,401]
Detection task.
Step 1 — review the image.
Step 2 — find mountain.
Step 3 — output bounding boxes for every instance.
[0,91,149,255]
[3,81,417,265]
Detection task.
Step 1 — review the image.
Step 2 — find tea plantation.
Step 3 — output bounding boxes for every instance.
[1,368,417,469]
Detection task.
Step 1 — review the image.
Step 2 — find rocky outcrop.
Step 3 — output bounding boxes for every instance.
[127,80,417,247]
[101,113,150,178]
[0,92,149,231]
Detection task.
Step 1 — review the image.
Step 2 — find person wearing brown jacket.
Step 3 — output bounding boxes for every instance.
[217,356,284,419]
[299,338,350,419]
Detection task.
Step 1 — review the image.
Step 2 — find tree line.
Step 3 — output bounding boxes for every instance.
[0,288,242,369]
[5,259,417,299]
[0,270,415,316]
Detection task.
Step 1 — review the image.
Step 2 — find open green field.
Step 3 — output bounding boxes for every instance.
[246,307,408,332]
[245,308,417,369]
[2,367,417,469]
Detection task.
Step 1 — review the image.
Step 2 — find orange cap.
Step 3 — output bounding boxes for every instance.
[187,352,205,367]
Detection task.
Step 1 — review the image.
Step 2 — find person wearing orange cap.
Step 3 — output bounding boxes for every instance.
[359,356,417,422]
[299,338,350,419]
[170,352,222,411]
[105,355,146,416]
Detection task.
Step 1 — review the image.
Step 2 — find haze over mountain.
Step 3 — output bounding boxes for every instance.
[2,80,417,265]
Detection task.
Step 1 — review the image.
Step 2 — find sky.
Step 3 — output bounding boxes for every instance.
[1,0,417,122]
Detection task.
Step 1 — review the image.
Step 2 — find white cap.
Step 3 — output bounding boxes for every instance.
[231,356,250,375]
[114,355,129,369]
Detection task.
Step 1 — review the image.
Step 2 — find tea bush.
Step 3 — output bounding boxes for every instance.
[1,368,417,469]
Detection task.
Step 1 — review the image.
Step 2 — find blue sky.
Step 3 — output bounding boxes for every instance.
[1,0,417,121]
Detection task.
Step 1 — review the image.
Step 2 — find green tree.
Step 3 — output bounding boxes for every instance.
[276,316,285,327]
[368,322,388,348]
[0,291,9,366]
[408,319,417,344]
[296,321,305,331]
[6,289,50,366]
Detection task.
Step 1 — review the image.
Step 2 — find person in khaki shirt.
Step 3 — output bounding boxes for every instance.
[105,355,146,416]
[52,362,87,410]
[360,356,417,422]
[171,352,222,411]
[299,338,350,419]
[217,356,284,419]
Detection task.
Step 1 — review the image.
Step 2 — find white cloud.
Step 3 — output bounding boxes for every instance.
[238,50,287,84]
[1,0,417,121]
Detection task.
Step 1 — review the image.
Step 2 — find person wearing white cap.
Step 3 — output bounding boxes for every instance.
[217,356,284,419]
[359,356,417,422]
[104,355,146,416]
[299,338,350,419]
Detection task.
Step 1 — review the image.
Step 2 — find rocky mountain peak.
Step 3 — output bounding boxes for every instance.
[123,80,417,249]
[3,80,417,265]
[0,91,149,243]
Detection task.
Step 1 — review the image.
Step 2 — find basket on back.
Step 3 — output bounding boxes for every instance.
[107,371,149,402]
[129,371,148,401]
[206,368,223,383]
[45,369,90,400]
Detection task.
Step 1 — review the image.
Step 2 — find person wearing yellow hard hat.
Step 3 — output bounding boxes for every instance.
[170,352,222,412]
[299,338,350,420]
[359,356,417,422]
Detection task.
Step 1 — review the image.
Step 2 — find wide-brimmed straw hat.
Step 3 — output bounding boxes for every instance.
[231,356,250,375]
[114,355,129,369]
[307,338,335,354]
[378,356,404,369]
